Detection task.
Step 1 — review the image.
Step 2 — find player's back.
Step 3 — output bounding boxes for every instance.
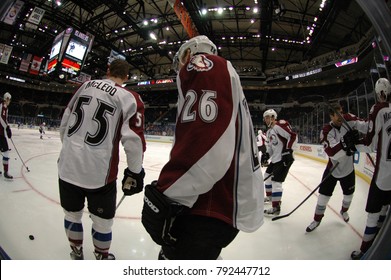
[58,79,138,189]
[371,102,391,190]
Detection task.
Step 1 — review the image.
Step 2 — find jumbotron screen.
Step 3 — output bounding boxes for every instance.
[49,40,62,59]
[46,27,92,80]
[47,33,64,74]
[65,39,87,61]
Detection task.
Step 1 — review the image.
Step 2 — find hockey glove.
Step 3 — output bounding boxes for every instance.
[281,149,294,166]
[141,182,187,246]
[122,168,145,196]
[341,129,359,155]
[261,153,270,167]
[6,126,12,138]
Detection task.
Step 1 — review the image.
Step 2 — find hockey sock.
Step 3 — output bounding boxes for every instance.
[360,212,380,253]
[3,154,9,173]
[64,220,83,248]
[3,163,8,174]
[265,183,272,197]
[90,214,113,257]
[272,200,281,209]
[314,194,330,221]
[271,181,283,207]
[64,210,84,248]
[377,205,389,230]
[341,194,353,212]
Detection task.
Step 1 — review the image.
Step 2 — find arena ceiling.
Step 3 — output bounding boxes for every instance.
[0,0,374,81]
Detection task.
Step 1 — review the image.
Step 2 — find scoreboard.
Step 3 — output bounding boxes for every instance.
[47,27,93,81]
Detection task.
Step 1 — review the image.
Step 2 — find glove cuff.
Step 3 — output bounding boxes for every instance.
[124,167,145,177]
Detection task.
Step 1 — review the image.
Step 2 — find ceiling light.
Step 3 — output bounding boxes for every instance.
[150,32,157,40]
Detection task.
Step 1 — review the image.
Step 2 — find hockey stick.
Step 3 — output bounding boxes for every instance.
[264,172,273,181]
[271,162,340,221]
[9,138,30,172]
[116,194,126,210]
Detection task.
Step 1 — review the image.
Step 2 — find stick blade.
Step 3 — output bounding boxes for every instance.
[271,214,289,221]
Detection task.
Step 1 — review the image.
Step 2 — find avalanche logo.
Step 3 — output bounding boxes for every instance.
[187,54,213,72]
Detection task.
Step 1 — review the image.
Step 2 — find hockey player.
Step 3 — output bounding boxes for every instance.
[257,129,267,161]
[306,103,367,233]
[141,35,264,259]
[351,77,391,259]
[58,59,146,260]
[261,109,297,214]
[39,122,45,139]
[0,92,13,179]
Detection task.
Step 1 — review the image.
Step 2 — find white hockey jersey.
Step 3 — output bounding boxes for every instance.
[58,79,146,189]
[0,101,9,137]
[157,54,264,233]
[362,102,391,190]
[265,120,297,163]
[321,113,367,178]
[257,129,267,158]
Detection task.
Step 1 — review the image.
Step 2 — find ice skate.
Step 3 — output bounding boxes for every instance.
[340,210,350,222]
[4,172,13,180]
[351,250,364,260]
[94,251,116,260]
[306,220,321,232]
[264,206,280,215]
[70,247,84,260]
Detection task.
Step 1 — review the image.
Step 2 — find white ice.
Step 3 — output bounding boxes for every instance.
[0,127,369,260]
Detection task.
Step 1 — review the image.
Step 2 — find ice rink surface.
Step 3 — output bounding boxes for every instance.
[0,127,370,260]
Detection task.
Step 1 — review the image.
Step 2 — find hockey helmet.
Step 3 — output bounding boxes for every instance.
[176,35,217,67]
[3,92,11,100]
[263,109,277,119]
[375,77,391,101]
